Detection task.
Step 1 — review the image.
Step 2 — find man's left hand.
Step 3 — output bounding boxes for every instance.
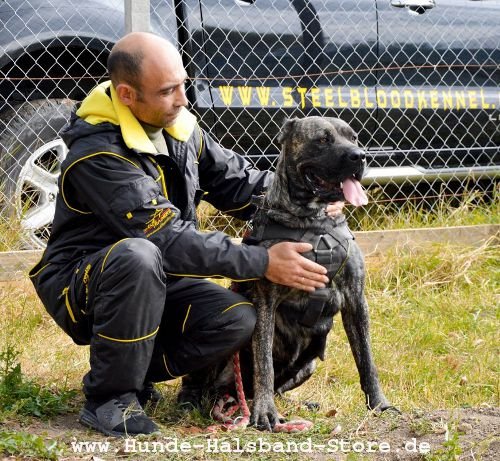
[326,201,345,217]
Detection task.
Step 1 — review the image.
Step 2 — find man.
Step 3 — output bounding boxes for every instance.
[30,32,343,437]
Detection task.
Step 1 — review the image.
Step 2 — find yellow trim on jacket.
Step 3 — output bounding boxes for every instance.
[97,326,159,343]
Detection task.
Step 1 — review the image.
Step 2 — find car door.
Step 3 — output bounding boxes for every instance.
[193,0,378,170]
[373,0,500,183]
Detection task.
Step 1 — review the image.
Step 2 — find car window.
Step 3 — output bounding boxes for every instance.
[193,0,378,167]
[374,0,499,170]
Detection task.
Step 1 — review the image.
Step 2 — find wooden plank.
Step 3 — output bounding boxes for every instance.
[0,225,498,281]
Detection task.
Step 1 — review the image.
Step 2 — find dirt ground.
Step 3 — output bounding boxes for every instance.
[3,406,498,460]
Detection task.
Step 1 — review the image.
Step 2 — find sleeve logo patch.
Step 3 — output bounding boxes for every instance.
[144,208,175,237]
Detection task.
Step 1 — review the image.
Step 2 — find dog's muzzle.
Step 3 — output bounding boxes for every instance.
[303,168,368,206]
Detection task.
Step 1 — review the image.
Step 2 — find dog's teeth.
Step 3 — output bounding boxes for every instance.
[340,182,343,188]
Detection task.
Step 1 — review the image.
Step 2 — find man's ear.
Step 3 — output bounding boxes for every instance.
[277,117,299,145]
[114,83,136,106]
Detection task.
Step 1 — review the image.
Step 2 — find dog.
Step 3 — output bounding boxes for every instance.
[227,116,395,431]
[178,116,395,430]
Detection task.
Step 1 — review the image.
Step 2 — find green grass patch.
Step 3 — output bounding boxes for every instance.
[349,186,499,231]
[0,430,62,460]
[0,344,76,421]
[423,423,463,461]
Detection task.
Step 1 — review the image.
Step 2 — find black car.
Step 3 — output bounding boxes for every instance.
[1,0,499,247]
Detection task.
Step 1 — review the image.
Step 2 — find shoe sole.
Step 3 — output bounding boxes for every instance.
[79,408,126,437]
[79,408,161,437]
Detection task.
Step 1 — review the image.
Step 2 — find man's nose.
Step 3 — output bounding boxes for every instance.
[175,87,189,107]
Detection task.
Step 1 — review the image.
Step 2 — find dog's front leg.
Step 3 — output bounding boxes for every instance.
[342,295,393,412]
[250,284,280,431]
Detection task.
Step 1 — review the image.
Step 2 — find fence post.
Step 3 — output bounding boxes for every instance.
[124,0,150,33]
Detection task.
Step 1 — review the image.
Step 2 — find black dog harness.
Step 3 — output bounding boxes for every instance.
[247,215,355,327]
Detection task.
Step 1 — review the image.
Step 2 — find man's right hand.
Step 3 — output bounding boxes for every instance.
[264,242,329,292]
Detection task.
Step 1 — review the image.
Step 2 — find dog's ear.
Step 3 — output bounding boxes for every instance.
[277,118,299,145]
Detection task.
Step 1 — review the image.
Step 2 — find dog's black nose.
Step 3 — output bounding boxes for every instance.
[348,149,366,162]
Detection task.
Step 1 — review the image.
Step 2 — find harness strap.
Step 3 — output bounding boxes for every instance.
[300,239,352,327]
[249,216,355,328]
[299,287,331,327]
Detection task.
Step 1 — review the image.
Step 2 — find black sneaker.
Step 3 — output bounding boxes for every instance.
[137,382,163,408]
[79,392,160,437]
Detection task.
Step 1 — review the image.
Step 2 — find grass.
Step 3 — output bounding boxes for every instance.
[349,186,499,231]
[0,430,62,460]
[0,236,498,459]
[0,213,24,251]
[0,345,76,420]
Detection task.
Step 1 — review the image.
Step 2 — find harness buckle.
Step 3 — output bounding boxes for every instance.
[313,234,342,268]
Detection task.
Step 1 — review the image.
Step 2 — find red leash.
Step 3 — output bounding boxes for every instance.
[207,353,250,432]
[207,352,313,433]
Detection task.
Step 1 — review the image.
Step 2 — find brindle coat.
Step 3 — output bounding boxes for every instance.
[236,116,395,430]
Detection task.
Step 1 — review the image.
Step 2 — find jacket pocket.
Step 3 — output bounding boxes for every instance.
[110,176,161,216]
[60,259,86,324]
[60,286,78,323]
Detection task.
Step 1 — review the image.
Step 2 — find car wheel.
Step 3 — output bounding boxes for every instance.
[0,99,73,248]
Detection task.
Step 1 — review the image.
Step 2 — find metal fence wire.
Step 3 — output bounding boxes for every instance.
[0,0,499,250]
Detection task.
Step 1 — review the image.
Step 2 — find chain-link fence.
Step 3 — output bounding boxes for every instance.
[1,0,498,250]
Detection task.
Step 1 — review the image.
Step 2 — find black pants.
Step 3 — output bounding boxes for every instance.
[32,238,256,399]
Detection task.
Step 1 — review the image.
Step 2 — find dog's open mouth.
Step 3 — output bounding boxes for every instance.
[304,171,368,206]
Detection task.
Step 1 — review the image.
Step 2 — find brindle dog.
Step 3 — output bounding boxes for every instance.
[232,116,395,431]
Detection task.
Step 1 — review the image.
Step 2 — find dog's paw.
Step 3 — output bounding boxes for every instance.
[367,399,401,415]
[250,398,280,431]
[379,404,402,415]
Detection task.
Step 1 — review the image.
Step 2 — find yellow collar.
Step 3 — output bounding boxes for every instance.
[76,81,197,152]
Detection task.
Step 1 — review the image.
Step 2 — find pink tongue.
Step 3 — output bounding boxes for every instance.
[342,178,368,206]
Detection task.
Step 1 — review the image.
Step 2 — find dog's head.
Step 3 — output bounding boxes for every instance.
[277,116,367,206]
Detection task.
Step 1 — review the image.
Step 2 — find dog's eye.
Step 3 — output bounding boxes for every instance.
[351,135,358,142]
[319,136,329,144]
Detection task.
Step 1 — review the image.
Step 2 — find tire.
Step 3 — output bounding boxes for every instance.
[0,99,74,248]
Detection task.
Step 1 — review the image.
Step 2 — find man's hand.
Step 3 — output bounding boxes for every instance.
[265,242,329,292]
[326,201,345,217]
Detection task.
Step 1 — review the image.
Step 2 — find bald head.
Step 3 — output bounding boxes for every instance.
[107,32,188,128]
[107,32,180,91]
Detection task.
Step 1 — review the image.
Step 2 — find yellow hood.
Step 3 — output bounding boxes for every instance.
[76,81,197,153]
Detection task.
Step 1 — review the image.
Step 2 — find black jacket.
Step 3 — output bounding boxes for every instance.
[33,81,272,280]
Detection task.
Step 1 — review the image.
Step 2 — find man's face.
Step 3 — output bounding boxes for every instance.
[127,51,188,128]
